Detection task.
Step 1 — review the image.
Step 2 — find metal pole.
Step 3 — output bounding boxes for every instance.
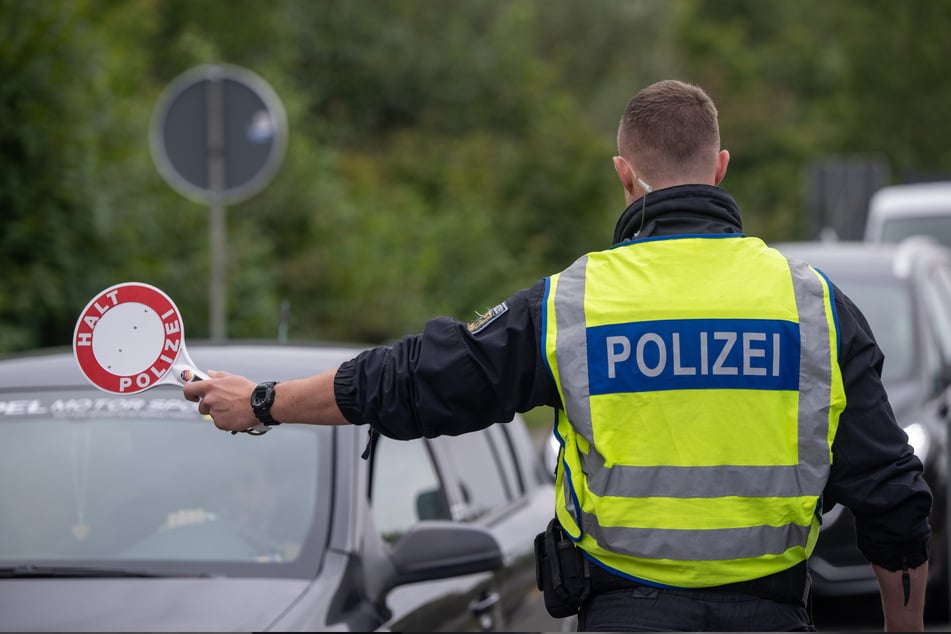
[207,71,227,340]
[278,299,289,343]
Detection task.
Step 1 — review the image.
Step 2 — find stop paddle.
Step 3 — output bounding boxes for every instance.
[73,281,268,435]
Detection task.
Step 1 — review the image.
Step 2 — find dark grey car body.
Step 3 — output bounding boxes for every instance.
[0,343,567,632]
[773,238,951,620]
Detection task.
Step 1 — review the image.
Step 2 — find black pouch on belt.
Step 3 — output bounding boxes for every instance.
[534,517,590,618]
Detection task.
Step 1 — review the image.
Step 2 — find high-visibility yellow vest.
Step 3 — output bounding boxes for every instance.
[542,234,845,588]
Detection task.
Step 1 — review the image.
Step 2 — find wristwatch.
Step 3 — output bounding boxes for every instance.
[250,381,282,427]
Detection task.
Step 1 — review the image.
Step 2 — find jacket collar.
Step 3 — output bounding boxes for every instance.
[612,184,744,245]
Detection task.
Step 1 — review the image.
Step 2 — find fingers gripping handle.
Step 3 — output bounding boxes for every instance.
[178,364,270,436]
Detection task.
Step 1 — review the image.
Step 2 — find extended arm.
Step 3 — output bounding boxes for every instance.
[184,282,560,438]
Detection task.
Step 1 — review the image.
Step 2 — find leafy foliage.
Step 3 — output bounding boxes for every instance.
[3,0,951,352]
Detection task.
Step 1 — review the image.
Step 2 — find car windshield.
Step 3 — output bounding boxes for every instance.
[829,279,915,384]
[0,388,327,574]
[881,215,951,248]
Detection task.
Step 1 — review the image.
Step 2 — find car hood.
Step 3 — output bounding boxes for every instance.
[0,576,313,632]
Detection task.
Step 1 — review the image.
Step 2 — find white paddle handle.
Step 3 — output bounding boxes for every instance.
[185,366,212,382]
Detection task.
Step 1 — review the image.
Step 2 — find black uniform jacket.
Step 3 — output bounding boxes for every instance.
[334,184,932,572]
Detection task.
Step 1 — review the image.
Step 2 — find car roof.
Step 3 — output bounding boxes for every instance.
[869,181,951,217]
[771,237,951,280]
[0,341,367,391]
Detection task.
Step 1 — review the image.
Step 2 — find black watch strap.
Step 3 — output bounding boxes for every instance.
[251,381,282,426]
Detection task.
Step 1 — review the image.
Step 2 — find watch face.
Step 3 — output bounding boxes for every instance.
[250,382,280,426]
[251,385,269,408]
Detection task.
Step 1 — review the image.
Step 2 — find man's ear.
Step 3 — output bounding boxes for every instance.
[714,149,730,186]
[613,156,635,195]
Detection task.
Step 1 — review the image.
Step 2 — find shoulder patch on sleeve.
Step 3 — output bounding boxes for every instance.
[467,301,509,334]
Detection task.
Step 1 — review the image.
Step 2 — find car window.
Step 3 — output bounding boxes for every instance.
[882,215,951,248]
[834,280,915,383]
[432,428,513,521]
[922,264,951,371]
[490,425,525,496]
[0,392,324,568]
[370,436,449,543]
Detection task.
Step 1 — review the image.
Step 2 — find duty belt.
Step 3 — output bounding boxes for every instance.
[586,560,811,606]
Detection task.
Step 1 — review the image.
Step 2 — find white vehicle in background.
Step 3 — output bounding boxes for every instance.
[864,181,951,247]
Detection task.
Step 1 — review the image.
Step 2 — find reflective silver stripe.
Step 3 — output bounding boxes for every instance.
[554,256,594,443]
[550,243,836,559]
[579,509,813,561]
[585,459,811,498]
[789,260,834,490]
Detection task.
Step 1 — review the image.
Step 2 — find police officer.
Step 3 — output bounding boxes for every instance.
[185,79,932,632]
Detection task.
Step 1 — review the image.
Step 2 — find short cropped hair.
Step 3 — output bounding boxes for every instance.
[617,80,720,182]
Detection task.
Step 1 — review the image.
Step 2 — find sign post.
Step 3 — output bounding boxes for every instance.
[150,64,287,340]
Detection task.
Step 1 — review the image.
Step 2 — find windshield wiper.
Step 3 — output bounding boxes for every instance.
[0,565,209,578]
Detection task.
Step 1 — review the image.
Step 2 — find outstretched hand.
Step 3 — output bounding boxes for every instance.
[184,367,351,430]
[183,370,259,433]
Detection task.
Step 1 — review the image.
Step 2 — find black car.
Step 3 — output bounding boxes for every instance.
[0,342,568,632]
[773,237,951,620]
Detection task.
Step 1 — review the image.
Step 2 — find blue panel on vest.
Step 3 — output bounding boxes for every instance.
[587,319,801,394]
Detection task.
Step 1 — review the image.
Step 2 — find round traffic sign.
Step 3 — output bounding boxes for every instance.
[149,64,287,205]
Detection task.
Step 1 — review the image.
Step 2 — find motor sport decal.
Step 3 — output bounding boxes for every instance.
[0,396,200,419]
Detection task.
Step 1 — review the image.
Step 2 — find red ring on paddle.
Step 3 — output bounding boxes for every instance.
[73,282,185,394]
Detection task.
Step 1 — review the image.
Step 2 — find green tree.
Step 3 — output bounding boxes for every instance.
[14,0,951,353]
[674,0,951,240]
[0,0,152,350]
[220,0,646,342]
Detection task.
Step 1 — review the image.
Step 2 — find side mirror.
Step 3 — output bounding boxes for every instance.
[389,521,503,587]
